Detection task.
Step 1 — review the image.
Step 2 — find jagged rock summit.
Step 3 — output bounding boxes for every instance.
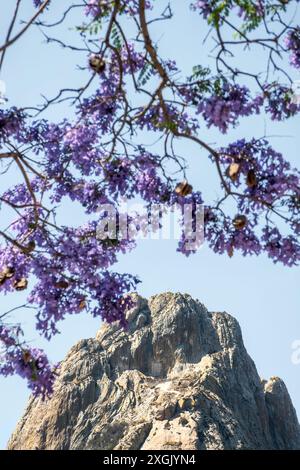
[8,292,300,450]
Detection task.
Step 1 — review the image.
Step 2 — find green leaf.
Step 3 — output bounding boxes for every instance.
[111,25,123,50]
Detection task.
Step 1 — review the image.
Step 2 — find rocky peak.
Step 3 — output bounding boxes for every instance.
[8,292,300,450]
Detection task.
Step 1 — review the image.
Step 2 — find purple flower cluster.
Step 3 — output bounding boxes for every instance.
[101,152,171,202]
[197,83,263,133]
[0,325,57,398]
[33,0,51,8]
[205,208,262,259]
[204,138,300,265]
[264,84,299,120]
[84,0,104,17]
[13,347,57,398]
[191,0,213,19]
[191,0,265,22]
[137,102,199,135]
[237,0,264,20]
[262,227,300,267]
[120,0,152,16]
[0,108,24,142]
[285,28,300,69]
[84,0,152,18]
[219,138,299,205]
[0,218,138,338]
[192,0,266,18]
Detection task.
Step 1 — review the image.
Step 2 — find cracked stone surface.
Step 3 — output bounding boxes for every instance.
[8,292,300,450]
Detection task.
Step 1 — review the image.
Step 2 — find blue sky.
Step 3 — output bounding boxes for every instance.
[0,0,300,449]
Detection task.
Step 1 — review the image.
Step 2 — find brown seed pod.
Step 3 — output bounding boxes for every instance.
[246,169,257,188]
[0,266,15,285]
[175,180,193,197]
[233,215,247,230]
[13,278,28,291]
[22,350,31,364]
[78,299,86,310]
[54,280,69,289]
[226,162,240,182]
[228,246,234,258]
[89,55,106,74]
[0,266,14,281]
[4,266,15,278]
[24,241,36,254]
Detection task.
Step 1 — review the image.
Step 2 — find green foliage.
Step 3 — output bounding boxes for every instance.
[111,25,123,49]
[190,65,211,81]
[205,0,289,33]
[138,62,153,86]
[75,19,103,35]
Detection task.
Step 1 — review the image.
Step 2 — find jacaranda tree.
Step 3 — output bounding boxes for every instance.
[0,0,299,397]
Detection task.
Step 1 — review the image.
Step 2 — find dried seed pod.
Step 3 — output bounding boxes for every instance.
[0,266,15,285]
[246,169,257,188]
[78,299,86,310]
[228,246,234,258]
[13,278,28,291]
[22,350,31,364]
[175,180,193,197]
[226,162,240,182]
[4,266,15,278]
[54,280,69,289]
[89,54,106,74]
[24,241,36,254]
[233,215,247,230]
[0,274,6,286]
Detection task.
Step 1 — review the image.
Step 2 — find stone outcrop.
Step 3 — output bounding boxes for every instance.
[8,292,300,450]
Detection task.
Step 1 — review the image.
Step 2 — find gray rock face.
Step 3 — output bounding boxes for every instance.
[8,292,300,450]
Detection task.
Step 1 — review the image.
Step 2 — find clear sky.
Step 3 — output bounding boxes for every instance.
[0,0,300,450]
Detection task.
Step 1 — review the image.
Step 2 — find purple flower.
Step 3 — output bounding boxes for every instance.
[197,83,263,133]
[0,325,57,399]
[285,28,300,69]
[264,84,299,120]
